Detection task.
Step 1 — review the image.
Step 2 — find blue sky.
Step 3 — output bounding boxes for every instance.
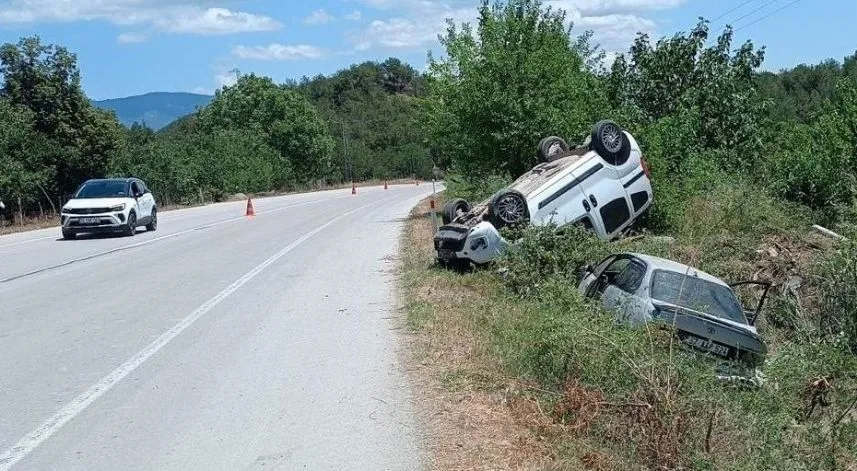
[0,0,854,100]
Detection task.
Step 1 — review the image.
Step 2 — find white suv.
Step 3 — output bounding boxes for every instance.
[435,120,653,266]
[61,178,158,240]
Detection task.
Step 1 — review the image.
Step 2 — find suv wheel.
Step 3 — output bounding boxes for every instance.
[146,208,158,232]
[441,199,471,225]
[62,229,76,240]
[488,190,529,229]
[591,120,631,166]
[124,211,137,237]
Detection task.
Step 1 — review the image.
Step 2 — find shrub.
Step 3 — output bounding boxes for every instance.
[817,235,857,351]
[498,224,611,297]
[442,171,509,204]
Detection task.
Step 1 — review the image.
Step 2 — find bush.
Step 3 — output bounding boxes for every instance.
[442,171,509,203]
[817,236,857,351]
[498,224,610,297]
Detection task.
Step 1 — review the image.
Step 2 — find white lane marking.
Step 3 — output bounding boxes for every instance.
[0,235,57,250]
[0,196,347,284]
[0,190,362,248]
[0,200,376,471]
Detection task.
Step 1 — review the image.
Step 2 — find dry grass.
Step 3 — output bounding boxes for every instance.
[399,199,565,471]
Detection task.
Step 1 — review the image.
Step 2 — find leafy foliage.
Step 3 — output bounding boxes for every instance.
[197,74,333,185]
[297,58,433,181]
[423,0,606,177]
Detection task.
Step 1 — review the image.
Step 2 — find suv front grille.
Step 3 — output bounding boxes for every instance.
[66,207,112,215]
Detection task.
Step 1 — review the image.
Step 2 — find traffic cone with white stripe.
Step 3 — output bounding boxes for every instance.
[245,196,255,217]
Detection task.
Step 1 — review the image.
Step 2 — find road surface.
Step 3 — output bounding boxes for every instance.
[0,184,435,470]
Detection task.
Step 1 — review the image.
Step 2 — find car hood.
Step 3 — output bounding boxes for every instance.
[64,198,128,209]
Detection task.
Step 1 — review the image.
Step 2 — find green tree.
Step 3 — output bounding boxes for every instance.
[298,59,431,181]
[0,36,123,197]
[197,74,333,185]
[609,21,765,175]
[423,0,606,177]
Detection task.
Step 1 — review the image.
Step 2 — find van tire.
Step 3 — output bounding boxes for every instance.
[441,199,471,225]
[488,190,529,229]
[591,120,631,166]
[537,136,570,163]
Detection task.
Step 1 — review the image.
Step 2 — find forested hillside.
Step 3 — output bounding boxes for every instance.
[93,92,213,130]
[0,38,433,217]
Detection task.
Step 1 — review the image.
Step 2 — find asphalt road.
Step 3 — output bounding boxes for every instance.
[0,184,437,470]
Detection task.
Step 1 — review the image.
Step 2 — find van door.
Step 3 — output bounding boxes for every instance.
[531,163,603,236]
[575,160,633,238]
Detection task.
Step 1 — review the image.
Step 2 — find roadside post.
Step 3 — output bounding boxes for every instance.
[431,169,439,233]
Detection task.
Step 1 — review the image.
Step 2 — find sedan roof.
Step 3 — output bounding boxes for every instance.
[628,253,728,287]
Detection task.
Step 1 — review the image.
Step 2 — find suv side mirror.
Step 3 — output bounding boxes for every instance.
[134,191,143,198]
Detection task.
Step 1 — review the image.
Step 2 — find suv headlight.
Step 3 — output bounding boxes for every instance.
[110,204,126,212]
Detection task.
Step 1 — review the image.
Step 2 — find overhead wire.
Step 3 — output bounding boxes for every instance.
[731,0,804,34]
[710,0,758,23]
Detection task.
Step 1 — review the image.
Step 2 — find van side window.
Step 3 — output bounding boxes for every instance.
[600,198,631,234]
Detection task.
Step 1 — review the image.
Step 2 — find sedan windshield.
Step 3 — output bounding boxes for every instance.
[75,181,128,199]
[651,270,747,324]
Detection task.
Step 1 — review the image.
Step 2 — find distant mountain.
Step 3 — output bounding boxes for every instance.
[93,92,213,130]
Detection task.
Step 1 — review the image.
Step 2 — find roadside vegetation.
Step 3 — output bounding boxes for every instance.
[404,0,857,469]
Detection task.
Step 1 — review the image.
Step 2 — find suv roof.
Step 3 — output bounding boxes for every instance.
[85,178,138,183]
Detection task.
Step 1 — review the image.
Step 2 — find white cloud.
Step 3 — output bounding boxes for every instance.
[304,8,334,25]
[344,10,362,21]
[232,44,324,61]
[0,1,281,35]
[116,32,147,44]
[156,7,280,34]
[215,69,239,88]
[350,0,683,56]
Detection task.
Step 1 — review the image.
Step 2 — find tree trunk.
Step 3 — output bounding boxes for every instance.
[17,196,23,226]
[36,181,57,215]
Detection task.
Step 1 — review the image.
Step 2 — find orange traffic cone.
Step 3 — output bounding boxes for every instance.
[351,182,357,195]
[384,180,388,190]
[245,196,255,217]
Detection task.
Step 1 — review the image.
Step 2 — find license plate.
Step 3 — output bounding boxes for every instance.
[81,217,100,224]
[683,336,730,357]
[438,249,456,259]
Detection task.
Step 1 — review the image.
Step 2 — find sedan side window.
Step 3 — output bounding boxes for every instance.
[612,261,646,293]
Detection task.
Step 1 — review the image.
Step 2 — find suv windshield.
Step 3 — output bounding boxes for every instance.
[75,181,128,199]
[651,270,747,325]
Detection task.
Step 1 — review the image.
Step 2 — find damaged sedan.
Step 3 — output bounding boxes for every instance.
[434,120,653,267]
[579,253,771,386]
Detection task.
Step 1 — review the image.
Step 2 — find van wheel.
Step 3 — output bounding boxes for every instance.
[537,136,570,163]
[488,190,529,229]
[441,199,471,225]
[591,120,631,166]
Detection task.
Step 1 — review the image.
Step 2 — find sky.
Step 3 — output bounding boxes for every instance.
[0,0,854,100]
